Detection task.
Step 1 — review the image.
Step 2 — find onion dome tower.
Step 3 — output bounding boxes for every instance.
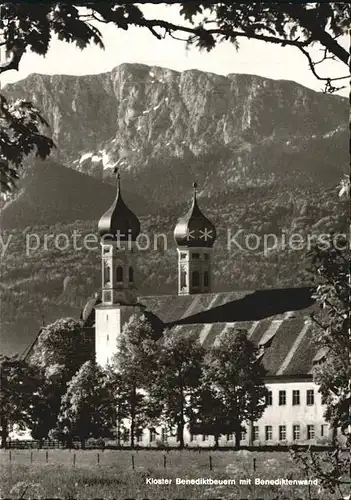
[98,172,140,243]
[95,170,142,366]
[174,183,216,295]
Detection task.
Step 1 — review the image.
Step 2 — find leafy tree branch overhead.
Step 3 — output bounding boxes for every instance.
[0,2,349,191]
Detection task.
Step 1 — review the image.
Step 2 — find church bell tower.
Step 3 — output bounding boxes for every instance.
[174,183,216,295]
[95,171,143,366]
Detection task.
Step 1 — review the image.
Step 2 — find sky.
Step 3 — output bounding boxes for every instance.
[0,4,348,96]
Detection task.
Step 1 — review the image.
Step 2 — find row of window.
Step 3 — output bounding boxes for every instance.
[266,389,314,406]
[104,265,134,283]
[180,253,210,260]
[180,270,210,288]
[124,424,328,443]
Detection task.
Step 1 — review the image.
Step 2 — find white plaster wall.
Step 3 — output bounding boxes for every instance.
[248,380,329,445]
[122,380,332,448]
[95,308,121,367]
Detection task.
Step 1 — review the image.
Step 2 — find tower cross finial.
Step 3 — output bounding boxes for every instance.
[114,167,120,191]
[193,182,198,200]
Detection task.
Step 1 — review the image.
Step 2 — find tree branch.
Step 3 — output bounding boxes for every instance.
[298,46,349,93]
[0,47,25,75]
[136,17,313,49]
[283,4,350,65]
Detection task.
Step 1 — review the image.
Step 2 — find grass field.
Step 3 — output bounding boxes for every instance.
[0,449,341,499]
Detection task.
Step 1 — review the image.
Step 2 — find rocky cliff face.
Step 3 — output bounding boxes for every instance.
[4,63,348,205]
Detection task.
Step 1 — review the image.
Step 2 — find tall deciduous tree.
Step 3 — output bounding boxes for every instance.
[27,318,93,441]
[309,233,350,444]
[292,222,350,497]
[0,355,42,448]
[109,314,161,448]
[0,3,349,190]
[56,360,114,448]
[198,329,267,449]
[29,318,93,381]
[151,332,205,449]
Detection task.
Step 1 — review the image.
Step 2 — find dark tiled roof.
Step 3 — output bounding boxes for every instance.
[81,286,317,377]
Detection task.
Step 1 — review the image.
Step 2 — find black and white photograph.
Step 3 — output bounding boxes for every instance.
[0,2,349,499]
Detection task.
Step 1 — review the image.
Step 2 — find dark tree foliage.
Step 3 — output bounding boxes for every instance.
[0,354,42,448]
[308,233,350,442]
[291,231,350,497]
[109,314,161,448]
[0,2,349,190]
[0,96,55,192]
[151,332,205,449]
[26,318,94,441]
[192,329,267,449]
[55,361,115,448]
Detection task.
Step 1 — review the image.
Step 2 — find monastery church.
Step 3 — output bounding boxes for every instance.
[81,173,332,447]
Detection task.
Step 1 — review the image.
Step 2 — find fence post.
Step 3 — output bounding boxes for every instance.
[73,453,76,467]
[209,455,212,471]
[9,450,11,462]
[97,453,100,466]
[253,457,256,471]
[131,455,135,470]
[30,451,33,464]
[46,450,48,463]
[163,454,166,469]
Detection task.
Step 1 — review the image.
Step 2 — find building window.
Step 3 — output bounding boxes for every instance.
[292,390,300,405]
[226,433,233,441]
[149,429,156,443]
[128,266,134,283]
[240,428,247,441]
[189,434,195,442]
[180,253,187,259]
[104,264,111,284]
[136,431,143,443]
[204,254,209,260]
[202,434,209,442]
[279,425,286,441]
[103,291,111,302]
[253,426,259,441]
[307,425,315,440]
[116,265,123,282]
[180,269,187,289]
[279,390,286,406]
[192,253,200,259]
[106,334,109,341]
[321,424,328,437]
[265,426,273,441]
[266,391,273,406]
[192,271,200,288]
[306,389,314,406]
[293,425,300,441]
[204,271,209,287]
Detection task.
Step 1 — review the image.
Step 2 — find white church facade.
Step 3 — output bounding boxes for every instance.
[82,174,334,447]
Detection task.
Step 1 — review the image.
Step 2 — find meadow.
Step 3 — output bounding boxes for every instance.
[0,449,338,499]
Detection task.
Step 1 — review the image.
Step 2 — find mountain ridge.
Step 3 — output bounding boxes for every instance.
[3,63,348,206]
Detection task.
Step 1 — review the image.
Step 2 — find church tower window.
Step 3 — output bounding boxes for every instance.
[129,266,134,283]
[104,264,111,284]
[116,265,123,283]
[174,183,216,296]
[192,271,200,288]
